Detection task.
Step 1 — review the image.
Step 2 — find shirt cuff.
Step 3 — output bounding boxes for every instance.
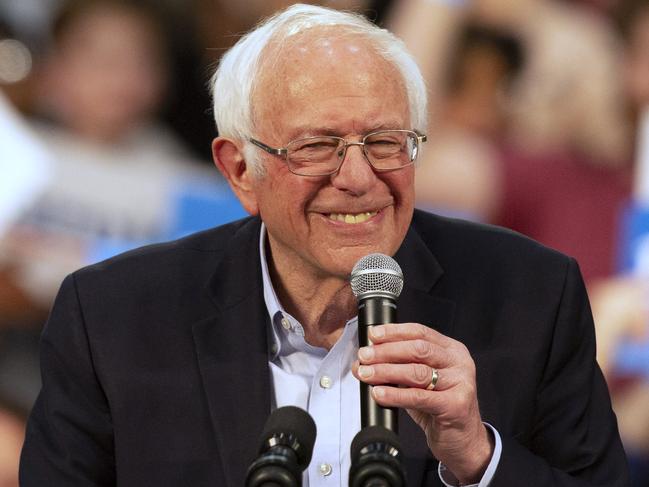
[438,423,502,487]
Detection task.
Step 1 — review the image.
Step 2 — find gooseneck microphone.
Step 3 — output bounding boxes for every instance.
[245,406,317,487]
[350,253,404,432]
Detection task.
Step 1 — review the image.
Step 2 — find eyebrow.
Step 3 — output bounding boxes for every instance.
[286,121,407,140]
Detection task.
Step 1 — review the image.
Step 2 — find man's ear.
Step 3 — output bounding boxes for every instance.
[212,137,260,215]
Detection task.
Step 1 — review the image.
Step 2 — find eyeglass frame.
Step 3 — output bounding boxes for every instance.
[248,129,427,177]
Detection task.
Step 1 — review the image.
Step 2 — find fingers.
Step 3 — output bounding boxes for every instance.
[354,361,453,390]
[368,322,453,348]
[371,383,477,418]
[360,323,473,371]
[353,322,477,413]
[371,385,448,415]
[358,337,453,369]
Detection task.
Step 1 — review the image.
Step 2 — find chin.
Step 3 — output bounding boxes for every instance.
[321,244,392,278]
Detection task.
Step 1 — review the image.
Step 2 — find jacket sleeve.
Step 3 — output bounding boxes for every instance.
[491,258,629,486]
[19,273,116,486]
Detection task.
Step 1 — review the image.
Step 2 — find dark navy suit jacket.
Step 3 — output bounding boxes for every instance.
[20,211,629,486]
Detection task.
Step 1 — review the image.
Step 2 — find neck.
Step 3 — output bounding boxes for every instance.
[266,241,356,350]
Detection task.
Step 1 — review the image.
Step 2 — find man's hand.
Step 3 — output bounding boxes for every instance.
[352,322,493,484]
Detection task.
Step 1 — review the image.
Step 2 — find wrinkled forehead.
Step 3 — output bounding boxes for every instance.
[251,27,407,118]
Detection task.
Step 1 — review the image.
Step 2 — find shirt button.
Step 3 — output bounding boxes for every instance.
[270,342,278,354]
[319,376,332,389]
[281,317,291,330]
[318,463,333,476]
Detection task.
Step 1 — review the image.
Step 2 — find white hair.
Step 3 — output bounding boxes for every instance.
[210,3,428,176]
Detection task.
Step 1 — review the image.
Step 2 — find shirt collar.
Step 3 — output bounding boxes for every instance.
[259,223,359,360]
[260,224,282,318]
[260,223,290,360]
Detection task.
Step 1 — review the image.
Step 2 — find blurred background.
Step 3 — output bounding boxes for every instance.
[1,0,648,485]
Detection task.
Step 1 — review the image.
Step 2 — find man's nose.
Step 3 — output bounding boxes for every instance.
[330,142,377,195]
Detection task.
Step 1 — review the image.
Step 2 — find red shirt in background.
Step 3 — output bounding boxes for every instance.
[497,147,632,283]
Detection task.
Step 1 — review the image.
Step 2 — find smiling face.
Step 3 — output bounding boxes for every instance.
[247,32,415,281]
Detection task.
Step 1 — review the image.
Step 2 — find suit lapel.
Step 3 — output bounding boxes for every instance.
[395,225,456,339]
[192,218,271,487]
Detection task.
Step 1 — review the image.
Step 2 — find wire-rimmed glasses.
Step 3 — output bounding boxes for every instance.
[249,129,427,177]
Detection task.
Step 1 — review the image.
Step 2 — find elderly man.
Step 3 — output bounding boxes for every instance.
[20,4,627,487]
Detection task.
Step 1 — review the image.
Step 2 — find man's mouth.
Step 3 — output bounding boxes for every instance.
[327,211,378,224]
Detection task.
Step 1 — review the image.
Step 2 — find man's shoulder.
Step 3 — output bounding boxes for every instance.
[73,216,259,286]
[410,210,572,273]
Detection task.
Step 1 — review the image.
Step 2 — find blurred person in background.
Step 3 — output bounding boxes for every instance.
[0,88,49,487]
[590,1,649,485]
[590,276,649,486]
[485,0,633,284]
[388,0,510,223]
[389,0,632,283]
[0,23,53,443]
[417,21,523,221]
[0,0,215,327]
[37,0,171,147]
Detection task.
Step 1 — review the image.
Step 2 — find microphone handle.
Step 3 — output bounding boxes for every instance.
[358,296,398,433]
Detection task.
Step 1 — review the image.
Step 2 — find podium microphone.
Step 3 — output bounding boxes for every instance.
[245,406,317,487]
[349,426,406,487]
[350,253,404,432]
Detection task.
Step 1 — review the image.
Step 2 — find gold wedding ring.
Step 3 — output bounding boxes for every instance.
[426,368,439,391]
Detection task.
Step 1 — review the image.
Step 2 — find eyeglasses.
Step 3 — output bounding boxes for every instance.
[249,129,427,177]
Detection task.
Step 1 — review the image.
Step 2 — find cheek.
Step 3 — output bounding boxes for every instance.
[395,174,416,234]
[389,169,416,205]
[256,174,312,226]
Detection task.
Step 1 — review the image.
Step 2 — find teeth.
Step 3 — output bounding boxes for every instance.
[328,211,377,224]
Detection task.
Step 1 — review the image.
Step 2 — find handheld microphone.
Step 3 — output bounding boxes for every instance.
[245,406,317,487]
[350,253,403,432]
[349,426,406,487]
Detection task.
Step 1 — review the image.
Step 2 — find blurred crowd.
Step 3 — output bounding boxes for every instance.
[1,0,649,485]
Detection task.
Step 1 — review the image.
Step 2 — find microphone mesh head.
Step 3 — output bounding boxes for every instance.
[350,253,403,300]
